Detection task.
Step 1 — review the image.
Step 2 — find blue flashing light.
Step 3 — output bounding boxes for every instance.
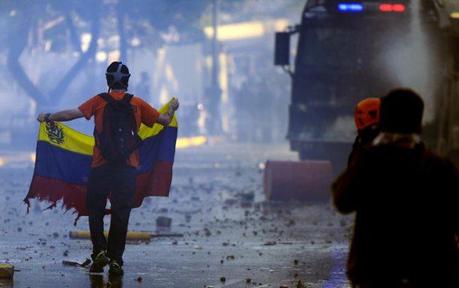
[338,3,364,12]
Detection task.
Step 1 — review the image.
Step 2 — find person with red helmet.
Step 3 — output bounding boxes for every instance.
[354,97,380,134]
[348,97,381,166]
[332,89,459,287]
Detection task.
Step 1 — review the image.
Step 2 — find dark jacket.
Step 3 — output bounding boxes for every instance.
[347,127,380,167]
[332,135,459,286]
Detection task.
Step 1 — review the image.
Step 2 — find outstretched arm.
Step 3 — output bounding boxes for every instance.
[37,109,84,122]
[156,98,179,126]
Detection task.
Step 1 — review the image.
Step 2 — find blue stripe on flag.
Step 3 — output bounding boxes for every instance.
[34,126,177,182]
[34,141,92,184]
[138,127,177,173]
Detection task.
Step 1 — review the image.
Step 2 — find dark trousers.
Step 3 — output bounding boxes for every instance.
[86,163,136,264]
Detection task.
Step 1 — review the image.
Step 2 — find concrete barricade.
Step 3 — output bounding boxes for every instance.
[263,160,332,202]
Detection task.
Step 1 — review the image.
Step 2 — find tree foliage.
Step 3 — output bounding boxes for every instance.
[0,0,229,110]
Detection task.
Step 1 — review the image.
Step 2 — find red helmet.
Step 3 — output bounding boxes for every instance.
[354,98,381,131]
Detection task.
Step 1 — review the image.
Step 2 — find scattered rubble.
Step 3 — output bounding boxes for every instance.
[156,216,172,229]
[296,280,306,288]
[0,146,349,286]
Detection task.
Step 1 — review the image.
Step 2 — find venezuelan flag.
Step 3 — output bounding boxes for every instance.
[24,100,177,220]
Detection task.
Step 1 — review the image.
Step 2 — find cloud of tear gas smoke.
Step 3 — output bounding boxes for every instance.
[381,1,440,123]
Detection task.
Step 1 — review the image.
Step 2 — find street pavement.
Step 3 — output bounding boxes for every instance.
[0,143,352,288]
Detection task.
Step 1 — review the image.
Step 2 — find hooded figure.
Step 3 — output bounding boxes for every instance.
[332,88,459,288]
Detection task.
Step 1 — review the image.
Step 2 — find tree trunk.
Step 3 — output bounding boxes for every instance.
[65,11,83,53]
[7,3,101,112]
[7,15,49,110]
[49,4,101,103]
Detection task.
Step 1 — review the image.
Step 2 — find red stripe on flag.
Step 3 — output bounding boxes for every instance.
[26,175,88,215]
[26,161,173,216]
[134,161,173,207]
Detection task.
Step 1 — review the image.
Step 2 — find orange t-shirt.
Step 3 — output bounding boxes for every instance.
[78,91,160,168]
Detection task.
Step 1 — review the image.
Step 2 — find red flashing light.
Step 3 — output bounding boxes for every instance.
[379,4,392,12]
[379,3,406,13]
[393,4,406,12]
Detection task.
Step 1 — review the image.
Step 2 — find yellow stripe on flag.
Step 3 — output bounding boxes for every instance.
[38,99,178,155]
[38,122,94,155]
[138,98,178,140]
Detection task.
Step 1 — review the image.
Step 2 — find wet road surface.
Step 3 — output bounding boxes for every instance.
[0,143,352,288]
